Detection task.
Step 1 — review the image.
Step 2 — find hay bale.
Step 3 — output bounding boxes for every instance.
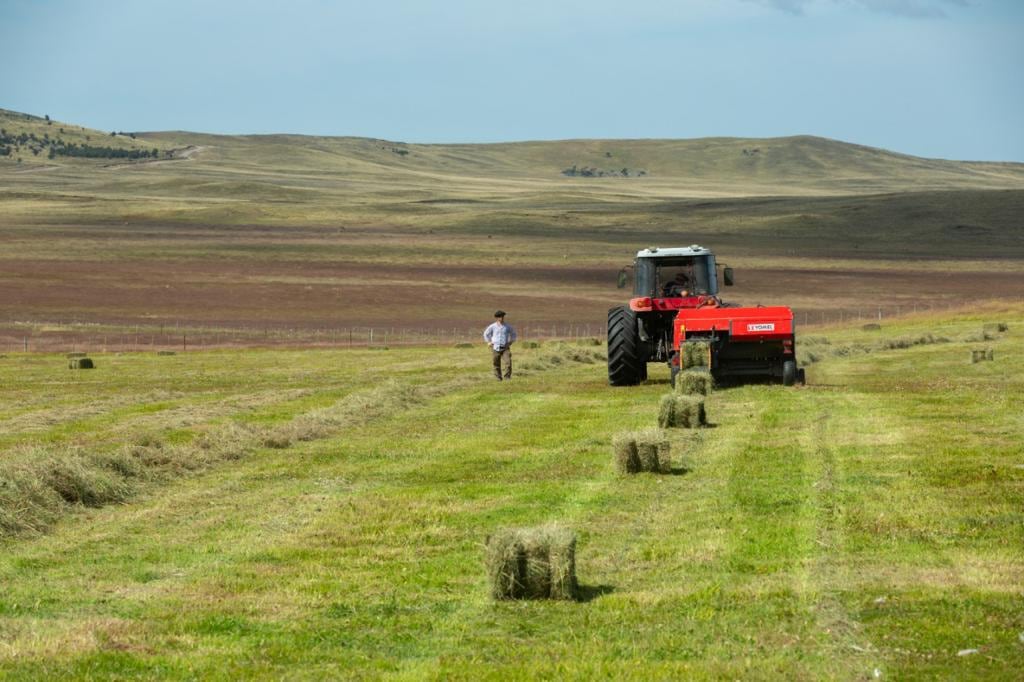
[486,529,526,599]
[156,350,176,356]
[681,341,710,369]
[614,429,670,473]
[675,370,712,395]
[612,433,641,474]
[970,349,993,363]
[635,438,660,472]
[983,322,1009,333]
[545,527,578,600]
[861,323,881,331]
[630,428,671,471]
[485,526,578,600]
[635,428,671,473]
[674,395,707,428]
[68,357,94,369]
[521,532,553,597]
[658,394,677,428]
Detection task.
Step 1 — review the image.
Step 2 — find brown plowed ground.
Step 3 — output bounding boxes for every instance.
[2,252,1021,334]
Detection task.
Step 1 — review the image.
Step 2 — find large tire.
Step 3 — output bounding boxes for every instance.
[782,359,797,386]
[607,306,645,386]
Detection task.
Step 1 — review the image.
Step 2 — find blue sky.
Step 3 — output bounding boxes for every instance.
[1,0,1021,160]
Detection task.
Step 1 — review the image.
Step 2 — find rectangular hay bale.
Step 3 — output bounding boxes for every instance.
[486,526,578,600]
[68,357,94,370]
[635,428,671,473]
[674,395,706,428]
[675,370,712,395]
[682,341,710,369]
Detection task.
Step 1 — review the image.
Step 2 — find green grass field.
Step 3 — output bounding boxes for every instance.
[1,307,1021,678]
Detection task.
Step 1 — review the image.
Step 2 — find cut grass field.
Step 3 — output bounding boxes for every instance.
[1,307,1021,678]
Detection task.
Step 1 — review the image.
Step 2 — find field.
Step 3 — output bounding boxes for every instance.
[2,108,1024,347]
[2,107,1024,677]
[0,307,1022,678]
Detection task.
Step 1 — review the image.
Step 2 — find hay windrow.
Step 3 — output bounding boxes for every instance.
[675,370,713,395]
[519,344,605,373]
[485,525,577,600]
[0,372,486,542]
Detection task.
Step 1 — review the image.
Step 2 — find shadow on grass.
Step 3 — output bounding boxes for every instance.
[668,466,691,476]
[576,584,615,603]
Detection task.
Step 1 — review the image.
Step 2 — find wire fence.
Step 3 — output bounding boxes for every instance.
[0,322,609,354]
[0,300,999,354]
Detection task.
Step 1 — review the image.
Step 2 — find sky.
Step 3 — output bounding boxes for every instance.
[1,0,1022,161]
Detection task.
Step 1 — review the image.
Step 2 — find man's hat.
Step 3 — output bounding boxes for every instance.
[494,310,506,318]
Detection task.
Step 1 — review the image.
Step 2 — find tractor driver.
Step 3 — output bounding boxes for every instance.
[662,271,691,297]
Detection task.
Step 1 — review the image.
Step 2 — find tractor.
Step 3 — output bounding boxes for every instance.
[607,245,803,386]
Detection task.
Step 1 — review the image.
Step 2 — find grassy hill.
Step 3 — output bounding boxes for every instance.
[0,307,1021,677]
[1,107,1023,336]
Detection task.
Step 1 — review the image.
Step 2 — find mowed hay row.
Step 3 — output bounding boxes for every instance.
[681,341,711,369]
[675,369,713,395]
[485,526,578,600]
[659,394,706,429]
[612,429,671,474]
[68,357,94,369]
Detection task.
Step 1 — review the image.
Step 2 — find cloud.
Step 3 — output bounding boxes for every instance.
[744,0,969,18]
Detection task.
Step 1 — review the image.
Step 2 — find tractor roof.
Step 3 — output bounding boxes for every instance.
[636,245,712,258]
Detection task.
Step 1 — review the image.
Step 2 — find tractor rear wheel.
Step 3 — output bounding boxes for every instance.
[607,306,645,386]
[782,359,797,386]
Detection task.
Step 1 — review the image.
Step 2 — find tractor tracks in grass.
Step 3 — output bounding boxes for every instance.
[806,405,880,676]
[721,388,880,676]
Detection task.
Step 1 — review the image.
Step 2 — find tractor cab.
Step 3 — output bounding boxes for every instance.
[618,245,732,314]
[632,246,719,299]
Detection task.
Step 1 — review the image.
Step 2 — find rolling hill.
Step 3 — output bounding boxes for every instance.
[1,107,1023,338]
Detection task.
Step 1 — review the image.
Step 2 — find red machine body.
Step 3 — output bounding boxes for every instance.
[670,304,799,384]
[673,305,794,346]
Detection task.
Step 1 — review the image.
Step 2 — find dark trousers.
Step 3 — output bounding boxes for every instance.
[492,347,512,379]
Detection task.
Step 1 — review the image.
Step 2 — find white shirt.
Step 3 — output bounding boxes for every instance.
[483,321,517,350]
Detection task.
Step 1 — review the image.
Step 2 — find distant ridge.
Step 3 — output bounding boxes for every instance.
[3,108,1024,195]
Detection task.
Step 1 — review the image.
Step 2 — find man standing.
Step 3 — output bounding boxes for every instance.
[483,310,516,381]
